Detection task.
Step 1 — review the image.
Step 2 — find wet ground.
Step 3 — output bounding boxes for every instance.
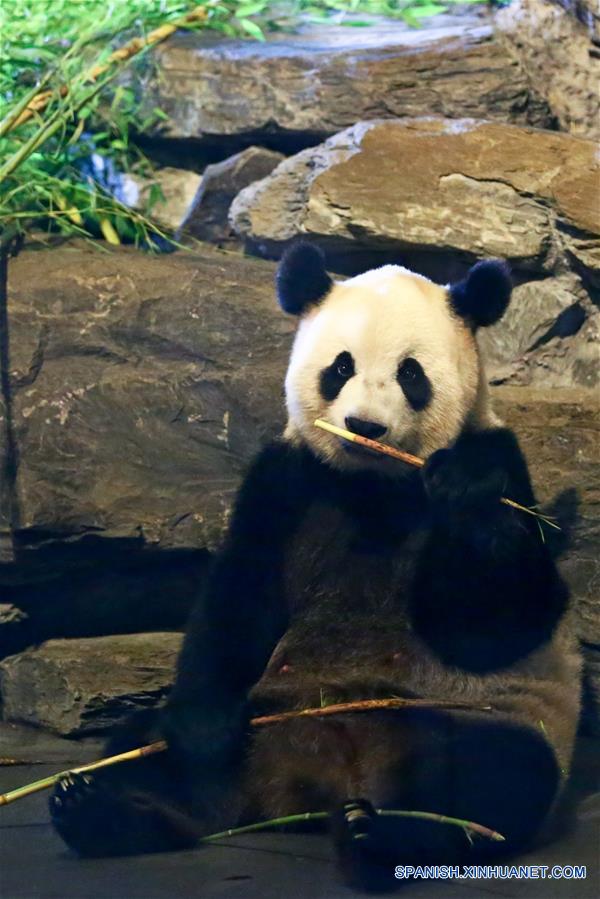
[1,724,598,899]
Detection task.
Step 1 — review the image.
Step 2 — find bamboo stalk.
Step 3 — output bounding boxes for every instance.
[0,698,493,807]
[0,24,99,139]
[251,697,492,726]
[316,419,425,468]
[201,811,330,841]
[8,6,209,132]
[0,741,168,806]
[315,419,560,530]
[0,70,56,139]
[200,808,504,844]
[376,809,505,842]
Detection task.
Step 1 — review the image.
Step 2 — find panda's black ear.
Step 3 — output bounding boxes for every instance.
[276,242,333,315]
[449,260,512,328]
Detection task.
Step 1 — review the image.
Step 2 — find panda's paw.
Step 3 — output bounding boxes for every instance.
[423,444,506,513]
[50,771,120,856]
[50,770,169,857]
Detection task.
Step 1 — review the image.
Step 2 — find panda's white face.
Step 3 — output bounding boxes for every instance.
[284,265,491,474]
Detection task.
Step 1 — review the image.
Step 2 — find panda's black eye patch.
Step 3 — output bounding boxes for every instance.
[397,357,432,411]
[320,351,355,402]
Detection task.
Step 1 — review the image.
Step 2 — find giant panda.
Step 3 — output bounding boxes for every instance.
[50,243,581,890]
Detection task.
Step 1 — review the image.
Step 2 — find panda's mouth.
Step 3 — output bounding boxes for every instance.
[340,440,383,460]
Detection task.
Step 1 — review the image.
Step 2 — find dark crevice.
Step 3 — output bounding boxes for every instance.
[0,543,210,660]
[244,235,544,285]
[133,128,322,172]
[526,302,587,354]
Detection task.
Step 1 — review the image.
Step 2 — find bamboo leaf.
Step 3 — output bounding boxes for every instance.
[99,217,120,244]
[238,19,265,40]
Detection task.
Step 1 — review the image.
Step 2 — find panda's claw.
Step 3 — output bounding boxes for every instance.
[49,771,102,825]
[342,798,376,842]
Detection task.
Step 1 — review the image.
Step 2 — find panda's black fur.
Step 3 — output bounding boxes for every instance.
[50,245,579,891]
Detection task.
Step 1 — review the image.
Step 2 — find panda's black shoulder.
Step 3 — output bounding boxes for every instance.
[239,439,320,493]
[228,439,321,540]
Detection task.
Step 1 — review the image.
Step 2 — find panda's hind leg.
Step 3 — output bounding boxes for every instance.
[330,711,560,892]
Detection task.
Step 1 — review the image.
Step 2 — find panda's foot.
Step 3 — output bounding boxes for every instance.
[50,771,198,857]
[332,799,397,893]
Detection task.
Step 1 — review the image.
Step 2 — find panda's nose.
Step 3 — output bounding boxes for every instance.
[345,416,387,440]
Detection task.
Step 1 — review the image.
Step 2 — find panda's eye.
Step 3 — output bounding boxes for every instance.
[336,352,354,378]
[397,358,421,382]
[396,357,432,411]
[319,351,355,402]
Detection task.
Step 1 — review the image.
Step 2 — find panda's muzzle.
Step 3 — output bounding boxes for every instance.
[344,417,387,440]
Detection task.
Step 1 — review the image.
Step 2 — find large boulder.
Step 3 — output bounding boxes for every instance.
[5,243,290,574]
[0,633,182,735]
[230,118,599,387]
[0,243,290,647]
[128,11,551,152]
[179,147,285,246]
[230,118,598,272]
[496,0,600,140]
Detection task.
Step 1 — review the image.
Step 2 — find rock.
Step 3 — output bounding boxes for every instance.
[179,147,284,246]
[130,11,551,151]
[496,0,600,140]
[5,242,291,577]
[0,633,181,735]
[480,273,599,387]
[481,274,586,366]
[121,167,202,233]
[230,118,599,276]
[0,605,28,626]
[487,306,600,389]
[492,387,600,649]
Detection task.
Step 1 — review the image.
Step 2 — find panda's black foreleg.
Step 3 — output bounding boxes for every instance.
[412,427,569,672]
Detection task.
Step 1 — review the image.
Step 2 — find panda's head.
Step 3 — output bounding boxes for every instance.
[277,242,511,474]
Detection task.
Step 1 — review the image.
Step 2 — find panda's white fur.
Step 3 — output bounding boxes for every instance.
[285,264,497,471]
